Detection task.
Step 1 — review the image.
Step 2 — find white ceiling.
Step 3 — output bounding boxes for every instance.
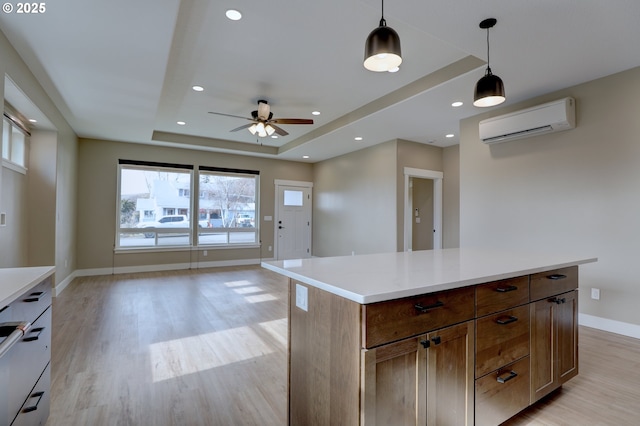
[2,0,640,162]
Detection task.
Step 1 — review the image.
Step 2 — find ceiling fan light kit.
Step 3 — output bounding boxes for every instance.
[474,18,506,107]
[209,100,313,139]
[364,0,402,72]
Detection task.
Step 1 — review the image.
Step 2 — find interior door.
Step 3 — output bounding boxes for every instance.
[276,184,312,260]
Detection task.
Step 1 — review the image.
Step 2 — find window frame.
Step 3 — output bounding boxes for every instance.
[115,160,260,252]
[2,113,29,174]
[196,166,260,248]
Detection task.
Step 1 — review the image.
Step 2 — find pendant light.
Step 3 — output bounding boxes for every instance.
[364,0,402,72]
[473,18,505,107]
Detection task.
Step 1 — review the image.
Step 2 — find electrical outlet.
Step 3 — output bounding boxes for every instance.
[295,284,308,311]
[268,245,272,252]
[591,288,600,300]
[203,250,207,256]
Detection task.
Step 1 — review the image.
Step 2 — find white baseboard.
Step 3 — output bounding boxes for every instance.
[53,270,78,297]
[579,313,640,340]
[61,259,265,295]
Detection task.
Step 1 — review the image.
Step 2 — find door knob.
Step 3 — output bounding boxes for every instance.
[279,226,285,229]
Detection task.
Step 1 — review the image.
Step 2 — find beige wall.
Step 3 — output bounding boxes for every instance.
[313,140,397,257]
[76,138,313,270]
[442,145,460,248]
[0,166,28,266]
[0,29,78,285]
[313,139,448,257]
[396,140,444,251]
[460,66,640,326]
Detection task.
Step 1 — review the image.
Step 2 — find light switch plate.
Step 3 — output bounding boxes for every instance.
[296,284,308,311]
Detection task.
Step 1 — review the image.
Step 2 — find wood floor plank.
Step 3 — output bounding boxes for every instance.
[47,266,640,425]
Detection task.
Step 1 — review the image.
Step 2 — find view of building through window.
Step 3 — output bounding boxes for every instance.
[117,162,258,248]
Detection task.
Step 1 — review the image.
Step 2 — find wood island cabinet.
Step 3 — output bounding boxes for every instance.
[286,265,581,426]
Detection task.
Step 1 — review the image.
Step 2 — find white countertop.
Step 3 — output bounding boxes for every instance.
[0,266,55,308]
[261,248,597,304]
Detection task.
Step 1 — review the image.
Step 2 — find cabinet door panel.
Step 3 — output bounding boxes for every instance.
[361,336,426,426]
[426,321,474,426]
[530,298,556,402]
[557,291,578,383]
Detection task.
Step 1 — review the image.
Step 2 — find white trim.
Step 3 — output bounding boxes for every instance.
[579,313,640,340]
[274,179,313,188]
[403,168,443,251]
[72,258,264,278]
[53,270,78,297]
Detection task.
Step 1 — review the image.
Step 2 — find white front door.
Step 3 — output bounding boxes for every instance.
[275,183,312,260]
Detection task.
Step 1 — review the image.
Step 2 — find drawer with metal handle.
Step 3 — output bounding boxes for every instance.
[530,266,578,301]
[475,304,530,378]
[475,356,531,426]
[9,306,51,422]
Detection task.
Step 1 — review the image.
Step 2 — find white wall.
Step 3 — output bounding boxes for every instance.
[460,66,640,328]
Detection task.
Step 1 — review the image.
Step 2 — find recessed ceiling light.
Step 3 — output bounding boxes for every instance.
[451,101,463,107]
[28,119,37,123]
[354,137,363,141]
[192,85,204,92]
[312,111,321,116]
[271,135,278,139]
[177,121,186,125]
[446,133,455,138]
[303,155,310,159]
[226,9,242,20]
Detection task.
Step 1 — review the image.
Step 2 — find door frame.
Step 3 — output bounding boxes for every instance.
[403,167,443,251]
[274,179,313,260]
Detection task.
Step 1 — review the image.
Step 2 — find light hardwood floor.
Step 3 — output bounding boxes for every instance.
[48,266,640,425]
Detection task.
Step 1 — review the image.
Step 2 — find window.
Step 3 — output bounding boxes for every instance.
[116,161,259,250]
[2,114,29,172]
[117,161,193,248]
[197,167,259,246]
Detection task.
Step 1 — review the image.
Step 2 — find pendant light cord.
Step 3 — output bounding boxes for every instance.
[379,0,386,27]
[485,26,492,75]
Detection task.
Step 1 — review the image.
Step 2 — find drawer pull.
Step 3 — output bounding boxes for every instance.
[495,285,518,293]
[414,301,444,314]
[547,274,567,280]
[23,327,45,342]
[496,315,518,325]
[551,297,567,304]
[22,391,45,413]
[497,370,518,384]
[24,291,46,303]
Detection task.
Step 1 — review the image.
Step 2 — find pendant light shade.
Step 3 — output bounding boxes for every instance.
[364,0,402,72]
[473,18,505,107]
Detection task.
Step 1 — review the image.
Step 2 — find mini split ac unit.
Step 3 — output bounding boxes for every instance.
[479,97,575,144]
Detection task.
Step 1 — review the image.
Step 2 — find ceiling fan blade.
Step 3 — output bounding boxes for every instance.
[257,100,270,120]
[209,111,253,121]
[230,123,254,132]
[271,118,314,125]
[270,124,289,136]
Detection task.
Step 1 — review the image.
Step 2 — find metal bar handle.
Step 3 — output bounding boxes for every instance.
[23,327,45,342]
[22,391,45,413]
[0,321,31,359]
[496,315,518,325]
[497,370,518,384]
[414,301,444,313]
[495,285,518,293]
[547,274,567,280]
[24,291,47,303]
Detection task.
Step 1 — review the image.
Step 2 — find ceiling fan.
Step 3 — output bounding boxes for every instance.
[209,99,313,137]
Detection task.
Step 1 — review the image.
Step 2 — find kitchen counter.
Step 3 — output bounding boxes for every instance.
[0,266,55,308]
[261,248,597,304]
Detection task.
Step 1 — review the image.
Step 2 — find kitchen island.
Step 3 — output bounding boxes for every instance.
[262,248,596,425]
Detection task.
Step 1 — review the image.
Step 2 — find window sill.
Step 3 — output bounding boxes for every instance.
[114,244,260,254]
[2,160,27,174]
